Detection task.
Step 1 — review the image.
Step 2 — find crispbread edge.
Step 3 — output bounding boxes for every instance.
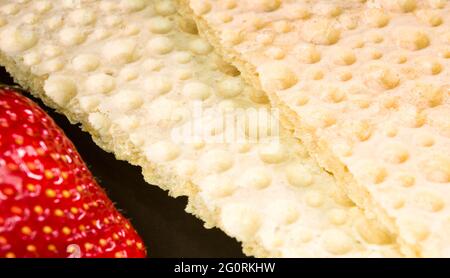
[0,51,270,258]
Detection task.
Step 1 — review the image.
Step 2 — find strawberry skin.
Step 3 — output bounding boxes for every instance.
[0,87,146,258]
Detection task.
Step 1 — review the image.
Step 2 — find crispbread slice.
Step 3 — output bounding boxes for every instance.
[180,0,450,257]
[0,0,399,257]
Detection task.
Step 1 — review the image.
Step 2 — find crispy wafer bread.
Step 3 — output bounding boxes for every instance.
[180,0,450,257]
[0,0,401,257]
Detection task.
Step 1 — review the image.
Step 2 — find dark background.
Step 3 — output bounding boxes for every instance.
[0,67,244,258]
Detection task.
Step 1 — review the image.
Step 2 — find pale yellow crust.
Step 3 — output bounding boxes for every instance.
[179,0,450,257]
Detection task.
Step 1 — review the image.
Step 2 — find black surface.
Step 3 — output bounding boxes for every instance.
[0,67,244,258]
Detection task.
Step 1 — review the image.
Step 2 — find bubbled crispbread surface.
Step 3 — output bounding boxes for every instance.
[180,0,450,257]
[0,0,401,257]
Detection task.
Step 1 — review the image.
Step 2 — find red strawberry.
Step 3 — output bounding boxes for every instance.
[0,86,146,258]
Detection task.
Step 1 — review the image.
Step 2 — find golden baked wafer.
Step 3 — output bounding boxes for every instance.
[180,0,450,257]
